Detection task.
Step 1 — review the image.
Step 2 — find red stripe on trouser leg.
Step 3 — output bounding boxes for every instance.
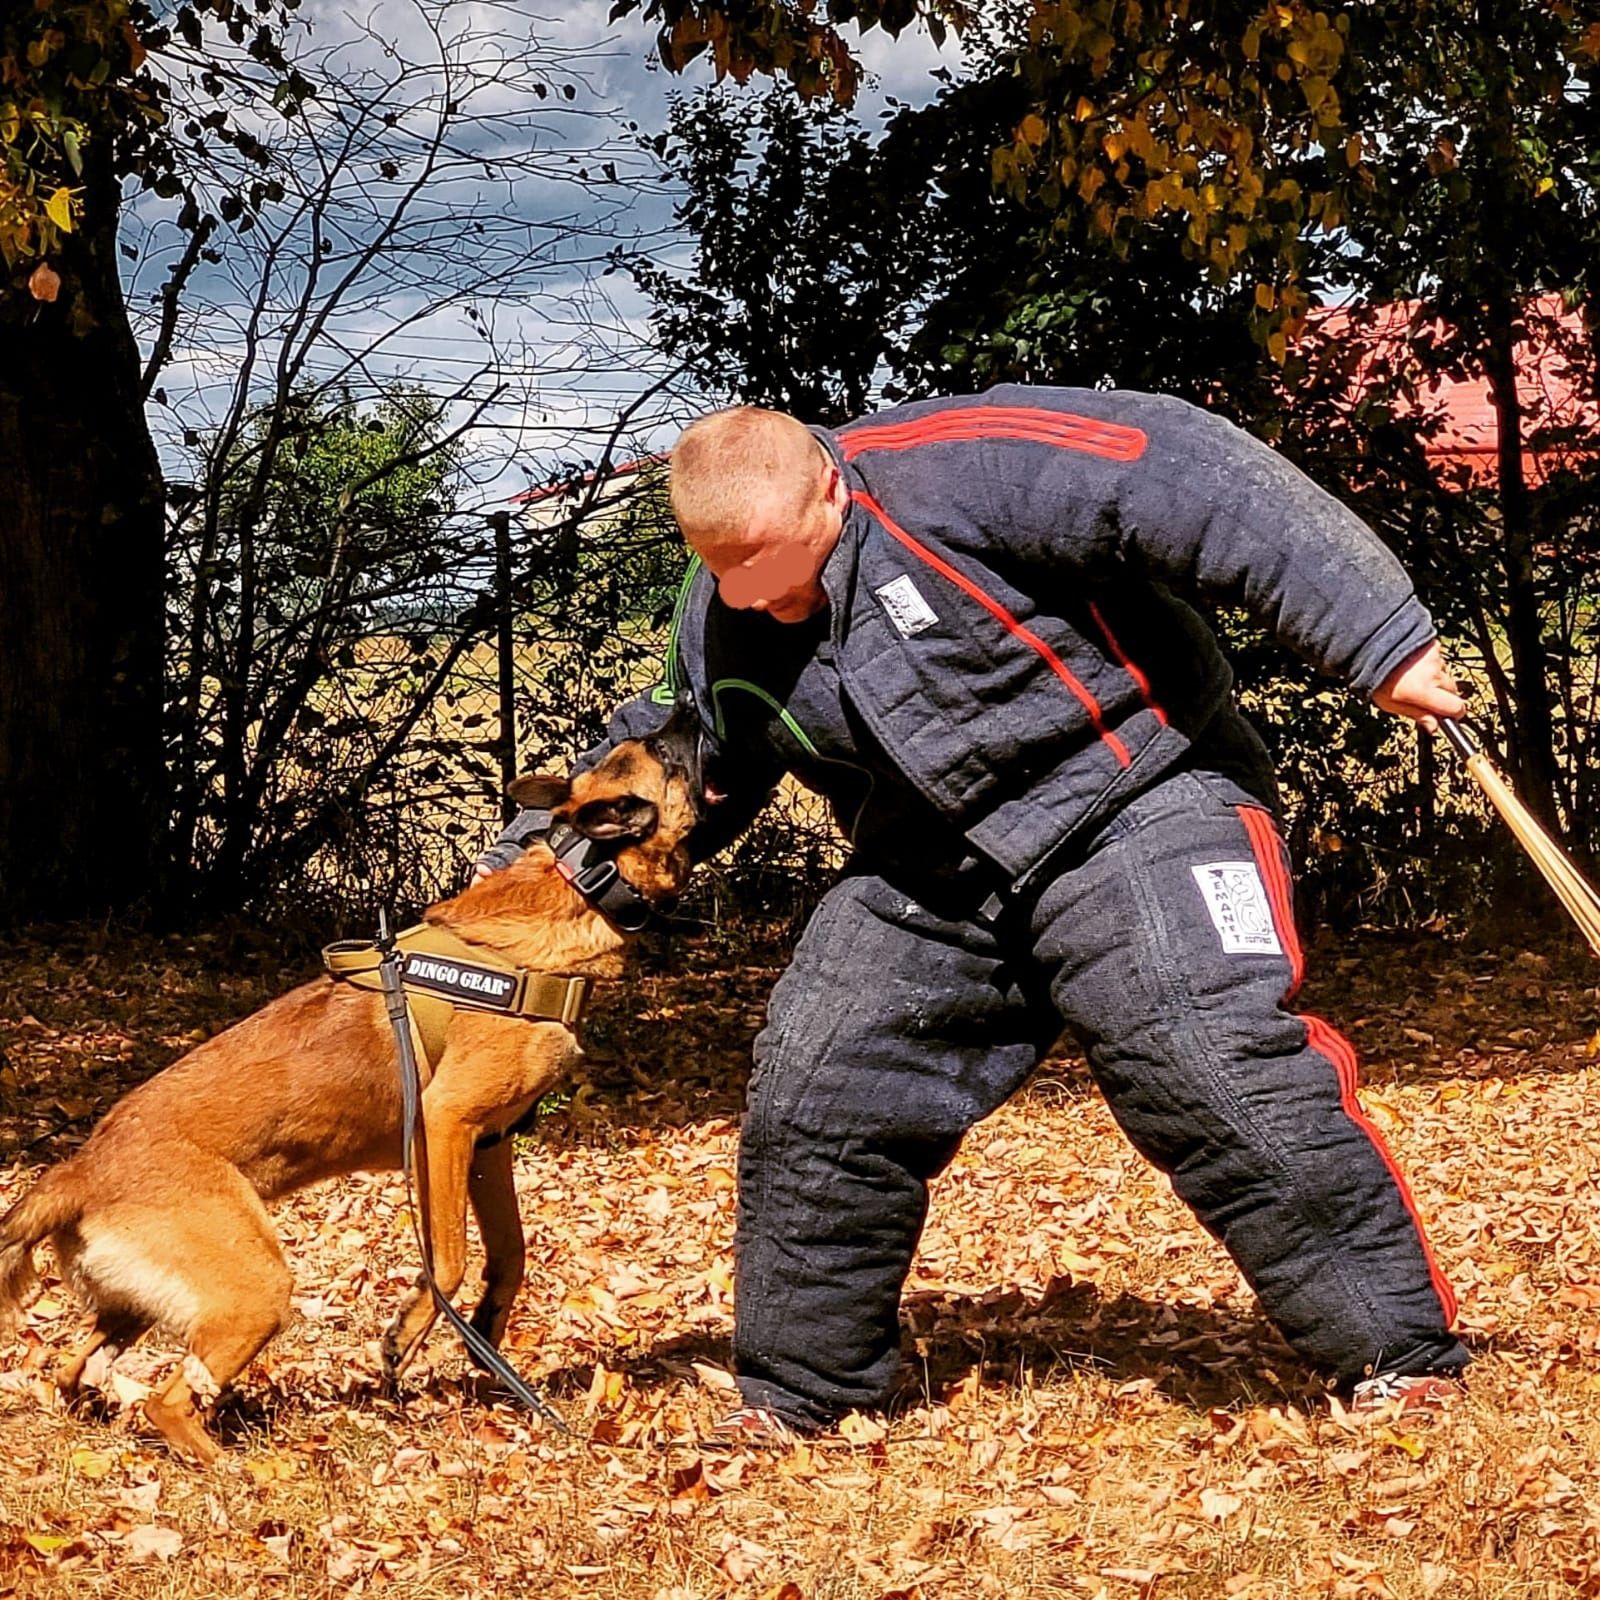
[1301,1015,1459,1327]
[1235,802,1458,1328]
[1236,804,1303,994]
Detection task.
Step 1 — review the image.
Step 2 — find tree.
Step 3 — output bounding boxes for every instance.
[1325,4,1600,831]
[143,4,674,915]
[167,388,470,914]
[1,0,305,921]
[631,91,907,425]
[631,11,1600,921]
[3,0,684,922]
[2,4,166,921]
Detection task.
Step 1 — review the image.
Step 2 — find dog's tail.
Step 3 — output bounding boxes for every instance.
[0,1167,82,1335]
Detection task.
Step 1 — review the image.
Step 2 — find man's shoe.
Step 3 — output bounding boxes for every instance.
[1349,1371,1465,1416]
[707,1404,811,1449]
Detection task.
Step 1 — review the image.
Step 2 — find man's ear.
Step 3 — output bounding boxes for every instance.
[570,795,658,842]
[507,773,571,809]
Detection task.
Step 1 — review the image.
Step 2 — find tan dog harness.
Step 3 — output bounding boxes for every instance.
[321,923,591,1068]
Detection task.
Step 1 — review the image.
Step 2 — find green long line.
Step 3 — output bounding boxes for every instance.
[709,677,820,754]
[651,552,704,705]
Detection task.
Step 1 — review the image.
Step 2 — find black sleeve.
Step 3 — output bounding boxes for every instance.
[989,388,1436,696]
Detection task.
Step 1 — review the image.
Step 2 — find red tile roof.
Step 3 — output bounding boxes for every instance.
[509,454,664,506]
[1309,295,1598,487]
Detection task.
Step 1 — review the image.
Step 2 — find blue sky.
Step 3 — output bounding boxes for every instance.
[125,1,956,509]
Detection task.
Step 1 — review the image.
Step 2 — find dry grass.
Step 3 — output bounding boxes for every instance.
[3,920,1600,1598]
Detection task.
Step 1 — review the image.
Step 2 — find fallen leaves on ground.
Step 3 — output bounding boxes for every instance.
[2,920,1600,1598]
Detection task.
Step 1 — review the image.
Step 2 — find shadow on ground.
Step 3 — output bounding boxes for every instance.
[4,918,1597,1168]
[514,1277,1325,1421]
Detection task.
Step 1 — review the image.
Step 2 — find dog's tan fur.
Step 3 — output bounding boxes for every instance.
[0,738,701,1462]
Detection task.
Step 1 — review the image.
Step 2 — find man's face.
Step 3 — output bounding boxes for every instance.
[700,536,830,623]
[691,452,847,624]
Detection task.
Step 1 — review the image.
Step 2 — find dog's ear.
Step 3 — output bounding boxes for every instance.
[570,795,658,842]
[507,773,571,809]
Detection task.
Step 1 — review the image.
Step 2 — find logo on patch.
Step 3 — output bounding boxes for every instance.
[874,574,938,638]
[403,953,518,1008]
[1190,862,1283,955]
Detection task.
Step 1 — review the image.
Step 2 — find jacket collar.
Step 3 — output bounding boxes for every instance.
[809,425,864,644]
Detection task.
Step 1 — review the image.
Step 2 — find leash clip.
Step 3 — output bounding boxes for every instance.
[568,857,620,899]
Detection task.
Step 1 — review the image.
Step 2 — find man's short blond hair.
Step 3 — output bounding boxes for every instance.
[669,406,824,547]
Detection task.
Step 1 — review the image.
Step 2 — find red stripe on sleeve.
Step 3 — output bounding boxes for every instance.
[1088,602,1168,727]
[841,406,1148,462]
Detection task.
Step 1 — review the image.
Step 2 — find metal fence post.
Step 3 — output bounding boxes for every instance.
[490,509,517,821]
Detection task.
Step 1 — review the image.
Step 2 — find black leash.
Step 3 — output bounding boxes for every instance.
[374,911,578,1437]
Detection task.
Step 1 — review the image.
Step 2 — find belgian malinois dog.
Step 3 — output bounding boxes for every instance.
[0,725,704,1462]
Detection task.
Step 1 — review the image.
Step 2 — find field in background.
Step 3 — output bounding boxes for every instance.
[4,919,1600,1597]
[278,631,843,920]
[301,631,1496,929]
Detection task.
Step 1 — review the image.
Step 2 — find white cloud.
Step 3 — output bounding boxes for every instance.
[134,0,960,505]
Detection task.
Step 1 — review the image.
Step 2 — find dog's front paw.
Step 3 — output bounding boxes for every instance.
[465,1300,511,1368]
[380,1313,423,1391]
[379,1324,406,1391]
[381,1283,435,1390]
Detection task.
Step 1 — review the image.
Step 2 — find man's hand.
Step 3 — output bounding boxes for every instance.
[1372,640,1466,731]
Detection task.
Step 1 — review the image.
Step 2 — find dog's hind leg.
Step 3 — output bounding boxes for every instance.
[145,1287,288,1466]
[53,1310,150,1400]
[143,1226,292,1466]
[465,1136,525,1359]
[74,1156,293,1464]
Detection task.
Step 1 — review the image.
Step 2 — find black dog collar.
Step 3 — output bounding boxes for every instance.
[545,821,656,933]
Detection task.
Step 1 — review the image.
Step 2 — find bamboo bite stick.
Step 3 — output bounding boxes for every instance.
[1439,718,1600,958]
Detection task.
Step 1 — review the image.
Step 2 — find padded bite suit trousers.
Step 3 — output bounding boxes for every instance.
[732,766,1467,1426]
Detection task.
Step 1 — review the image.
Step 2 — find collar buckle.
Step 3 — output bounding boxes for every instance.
[546,821,655,932]
[569,857,620,899]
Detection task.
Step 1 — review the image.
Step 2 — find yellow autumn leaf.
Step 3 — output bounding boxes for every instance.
[1378,1427,1427,1459]
[244,1452,298,1483]
[69,1447,116,1479]
[44,187,76,234]
[24,1532,74,1554]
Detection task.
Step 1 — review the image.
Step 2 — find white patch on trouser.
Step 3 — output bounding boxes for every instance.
[1190,861,1283,955]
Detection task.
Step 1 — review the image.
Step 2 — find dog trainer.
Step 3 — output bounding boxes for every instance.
[481,386,1472,1432]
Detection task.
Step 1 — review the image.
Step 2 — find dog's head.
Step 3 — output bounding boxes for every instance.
[506,703,706,912]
